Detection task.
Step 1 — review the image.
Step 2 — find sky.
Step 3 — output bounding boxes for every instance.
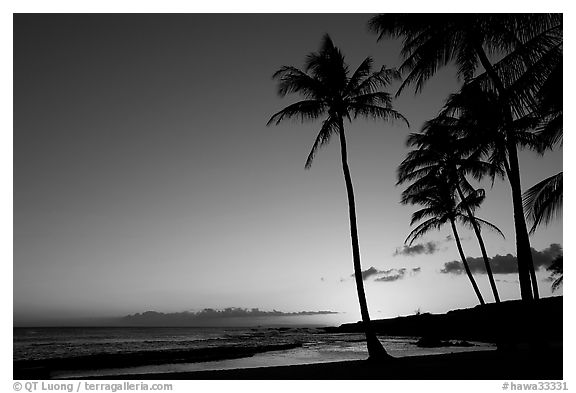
[13,14,563,326]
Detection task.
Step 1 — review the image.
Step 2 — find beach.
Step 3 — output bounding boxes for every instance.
[76,348,563,380]
[14,328,496,379]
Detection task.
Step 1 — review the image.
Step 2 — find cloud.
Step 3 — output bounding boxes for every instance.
[393,241,439,257]
[353,266,384,281]
[350,266,422,283]
[375,274,403,282]
[440,243,562,275]
[121,308,339,326]
[375,268,406,282]
[375,267,422,282]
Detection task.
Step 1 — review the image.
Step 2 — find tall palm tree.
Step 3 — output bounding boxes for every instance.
[436,83,546,296]
[398,126,504,303]
[401,174,503,305]
[267,34,407,359]
[369,14,562,301]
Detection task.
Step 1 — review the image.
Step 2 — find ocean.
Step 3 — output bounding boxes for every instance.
[14,327,496,378]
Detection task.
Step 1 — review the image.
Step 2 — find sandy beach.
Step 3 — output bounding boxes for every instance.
[68,348,562,380]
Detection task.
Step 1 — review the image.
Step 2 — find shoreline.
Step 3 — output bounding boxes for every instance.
[14,342,304,380]
[67,349,563,380]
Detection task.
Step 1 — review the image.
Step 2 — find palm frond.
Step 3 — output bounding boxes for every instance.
[405,217,443,246]
[523,172,563,233]
[345,57,374,94]
[267,100,326,126]
[457,214,505,239]
[535,60,563,149]
[408,206,446,226]
[350,66,402,96]
[396,24,462,95]
[469,30,562,118]
[397,164,440,185]
[304,116,338,169]
[349,104,409,126]
[349,91,393,107]
[272,66,326,99]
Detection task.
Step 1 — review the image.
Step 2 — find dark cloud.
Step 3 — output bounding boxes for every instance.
[351,266,421,282]
[375,267,424,282]
[440,244,562,275]
[353,266,384,280]
[393,241,439,257]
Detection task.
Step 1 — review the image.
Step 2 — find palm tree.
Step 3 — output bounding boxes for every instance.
[398,126,503,303]
[369,14,562,301]
[267,34,407,359]
[436,83,547,297]
[401,173,503,305]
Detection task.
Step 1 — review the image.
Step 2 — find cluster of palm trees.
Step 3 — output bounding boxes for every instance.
[267,14,562,360]
[397,125,506,305]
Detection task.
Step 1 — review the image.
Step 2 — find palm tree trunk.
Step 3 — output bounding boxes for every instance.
[472,42,537,301]
[337,117,389,360]
[449,219,485,305]
[504,145,539,300]
[455,185,501,303]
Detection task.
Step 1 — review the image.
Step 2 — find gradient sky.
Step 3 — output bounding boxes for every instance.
[13,14,562,326]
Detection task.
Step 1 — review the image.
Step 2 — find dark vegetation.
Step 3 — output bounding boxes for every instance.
[325,296,562,349]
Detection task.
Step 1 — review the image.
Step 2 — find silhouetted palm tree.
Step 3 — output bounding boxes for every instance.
[436,84,547,298]
[267,34,407,359]
[398,126,503,303]
[402,174,503,305]
[369,13,562,301]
